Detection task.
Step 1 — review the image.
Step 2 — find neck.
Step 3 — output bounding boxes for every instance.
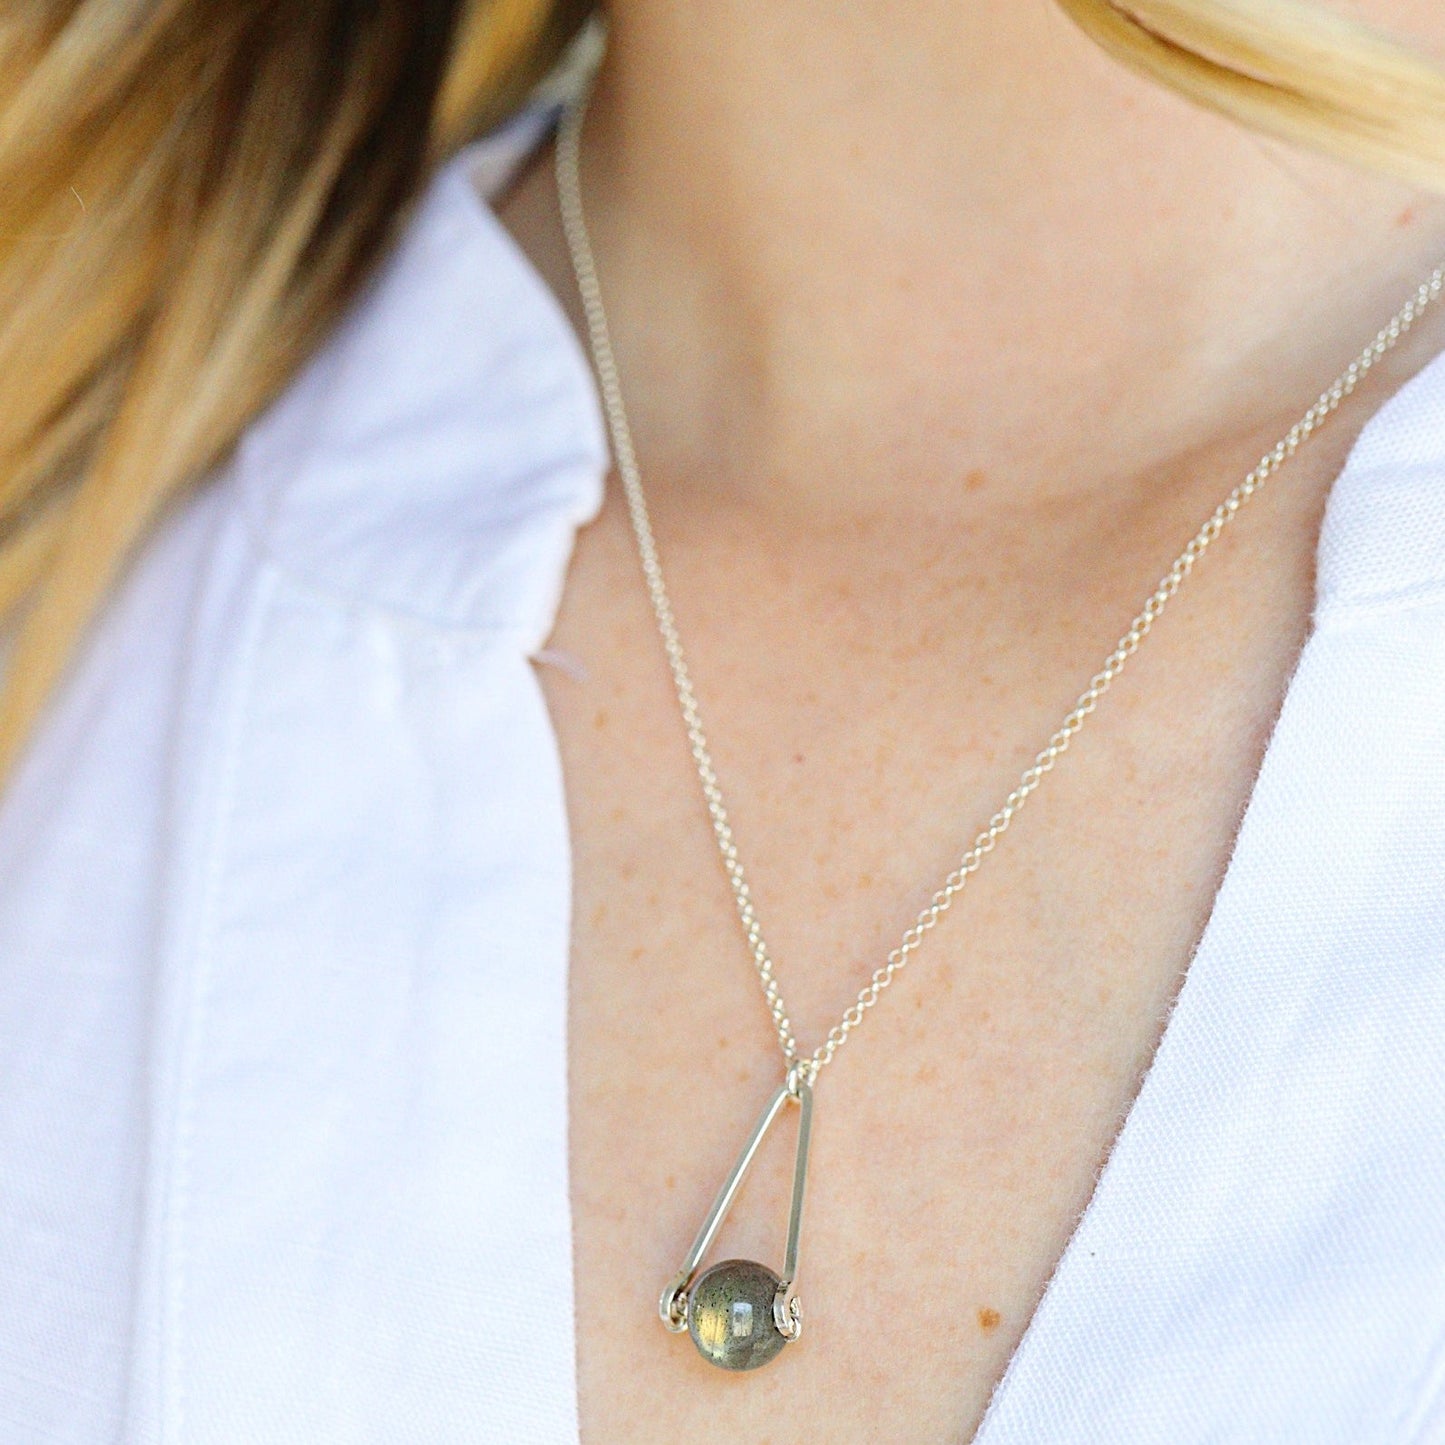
[564,0,1445,525]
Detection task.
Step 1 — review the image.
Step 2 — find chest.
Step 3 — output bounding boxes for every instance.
[544,476,1325,1442]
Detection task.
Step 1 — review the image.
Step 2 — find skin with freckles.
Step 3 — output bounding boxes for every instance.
[495,2,1445,1439]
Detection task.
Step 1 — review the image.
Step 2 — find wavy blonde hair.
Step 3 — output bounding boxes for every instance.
[0,0,1441,781]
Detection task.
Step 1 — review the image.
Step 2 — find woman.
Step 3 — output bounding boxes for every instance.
[2,1,1444,1439]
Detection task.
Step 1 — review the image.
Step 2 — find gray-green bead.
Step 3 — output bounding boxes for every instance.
[686,1260,789,1371]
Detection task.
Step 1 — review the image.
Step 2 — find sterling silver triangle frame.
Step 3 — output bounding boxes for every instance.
[659,1074,813,1369]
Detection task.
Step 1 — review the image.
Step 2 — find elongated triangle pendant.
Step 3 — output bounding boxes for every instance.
[659,1075,814,1371]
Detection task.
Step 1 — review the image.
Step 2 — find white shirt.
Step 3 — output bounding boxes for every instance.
[2,114,1445,1444]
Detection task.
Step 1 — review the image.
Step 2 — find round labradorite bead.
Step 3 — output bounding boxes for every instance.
[686,1259,789,1371]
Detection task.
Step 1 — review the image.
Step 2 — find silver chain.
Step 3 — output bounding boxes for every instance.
[555,93,1445,1087]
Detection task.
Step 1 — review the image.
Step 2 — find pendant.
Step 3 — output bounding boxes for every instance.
[659,1071,814,1371]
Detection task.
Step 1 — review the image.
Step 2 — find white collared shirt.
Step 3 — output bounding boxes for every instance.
[2,116,1445,1443]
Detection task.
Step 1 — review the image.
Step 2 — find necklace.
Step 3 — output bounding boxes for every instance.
[555,92,1445,1373]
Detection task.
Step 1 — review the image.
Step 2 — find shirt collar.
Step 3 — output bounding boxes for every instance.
[1317,339,1445,618]
[236,108,608,648]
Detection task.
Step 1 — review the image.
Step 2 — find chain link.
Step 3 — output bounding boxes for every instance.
[556,94,1445,1086]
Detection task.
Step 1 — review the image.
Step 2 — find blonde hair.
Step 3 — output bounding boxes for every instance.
[0,0,1441,780]
[1057,0,1445,189]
